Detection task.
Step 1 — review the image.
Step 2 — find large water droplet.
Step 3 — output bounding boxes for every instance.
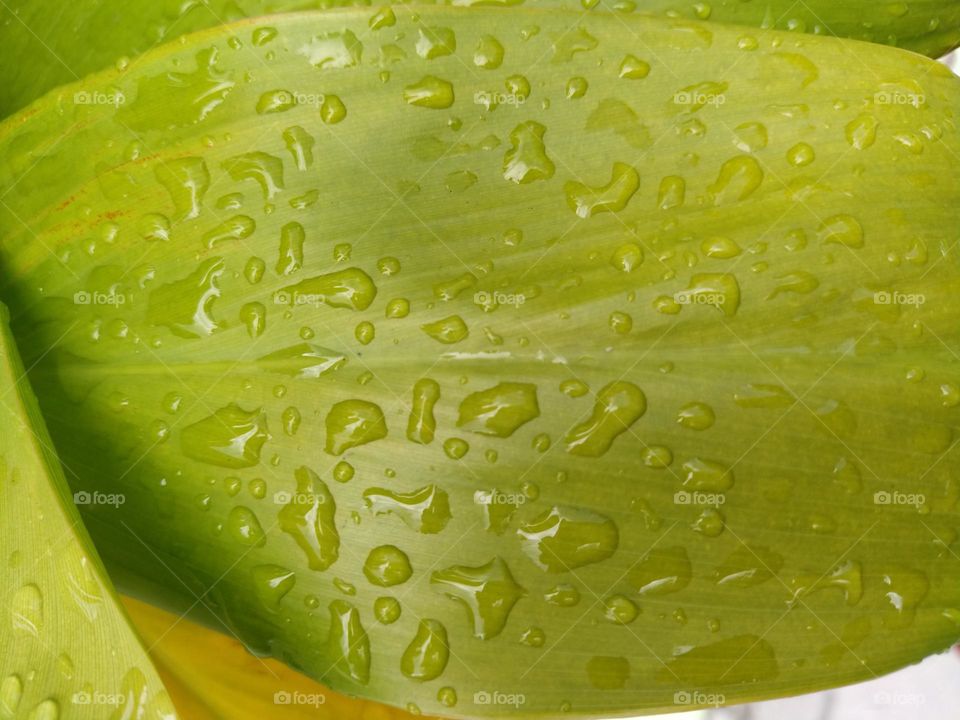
[518,506,618,572]
[457,382,540,437]
[401,620,449,681]
[278,466,339,570]
[565,381,645,457]
[431,557,525,639]
[364,545,413,587]
[326,600,370,685]
[147,257,224,337]
[565,163,640,218]
[325,400,387,455]
[630,546,691,595]
[503,122,555,184]
[363,485,451,533]
[181,403,268,468]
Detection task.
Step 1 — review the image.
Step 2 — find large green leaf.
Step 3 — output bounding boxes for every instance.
[1,6,960,717]
[0,302,175,718]
[2,0,960,116]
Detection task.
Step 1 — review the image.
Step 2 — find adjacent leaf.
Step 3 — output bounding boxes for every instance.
[1,6,960,718]
[2,0,960,115]
[0,302,174,718]
[122,594,432,719]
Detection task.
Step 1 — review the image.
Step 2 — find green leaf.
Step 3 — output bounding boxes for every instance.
[0,303,174,719]
[2,0,959,115]
[1,6,960,717]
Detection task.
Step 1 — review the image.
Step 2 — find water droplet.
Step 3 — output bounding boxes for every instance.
[364,485,451,533]
[630,547,691,595]
[369,6,396,30]
[610,243,644,272]
[416,26,457,60]
[560,379,589,398]
[251,565,296,611]
[658,175,685,210]
[709,155,764,204]
[642,445,673,468]
[256,89,295,114]
[325,400,387,455]
[786,142,815,167]
[282,125,314,170]
[566,76,588,99]
[327,600,370,684]
[317,94,346,125]
[155,157,209,220]
[662,635,778,684]
[25,699,58,720]
[431,557,525,639]
[457,382,539,437]
[682,458,734,492]
[714,545,784,587]
[299,29,363,68]
[278,466,339,570]
[733,122,768,152]
[545,584,580,607]
[275,222,305,276]
[281,406,301,437]
[222,152,284,200]
[518,506,618,572]
[603,595,639,624]
[404,76,455,109]
[443,437,470,459]
[699,238,739,261]
[438,687,457,708]
[64,554,103,622]
[11,584,42,637]
[257,343,346,379]
[474,34,504,69]
[280,267,378,311]
[819,214,864,248]
[552,27,598,62]
[0,675,23,717]
[243,257,266,285]
[201,214,255,249]
[354,321,375,345]
[406,379,440,445]
[790,560,863,607]
[846,113,878,149]
[239,302,266,338]
[386,298,410,319]
[565,381,646,457]
[882,567,929,628]
[227,506,266,547]
[402,619,449,681]
[814,399,857,436]
[680,273,741,317]
[147,257,225,337]
[421,315,469,344]
[692,508,725,537]
[734,384,794,408]
[520,627,546,647]
[619,55,650,79]
[503,122,555,184]
[565,163,640,218]
[137,213,170,242]
[677,402,715,430]
[374,596,401,624]
[364,545,413,587]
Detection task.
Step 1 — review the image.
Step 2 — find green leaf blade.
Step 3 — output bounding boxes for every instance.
[0,7,959,717]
